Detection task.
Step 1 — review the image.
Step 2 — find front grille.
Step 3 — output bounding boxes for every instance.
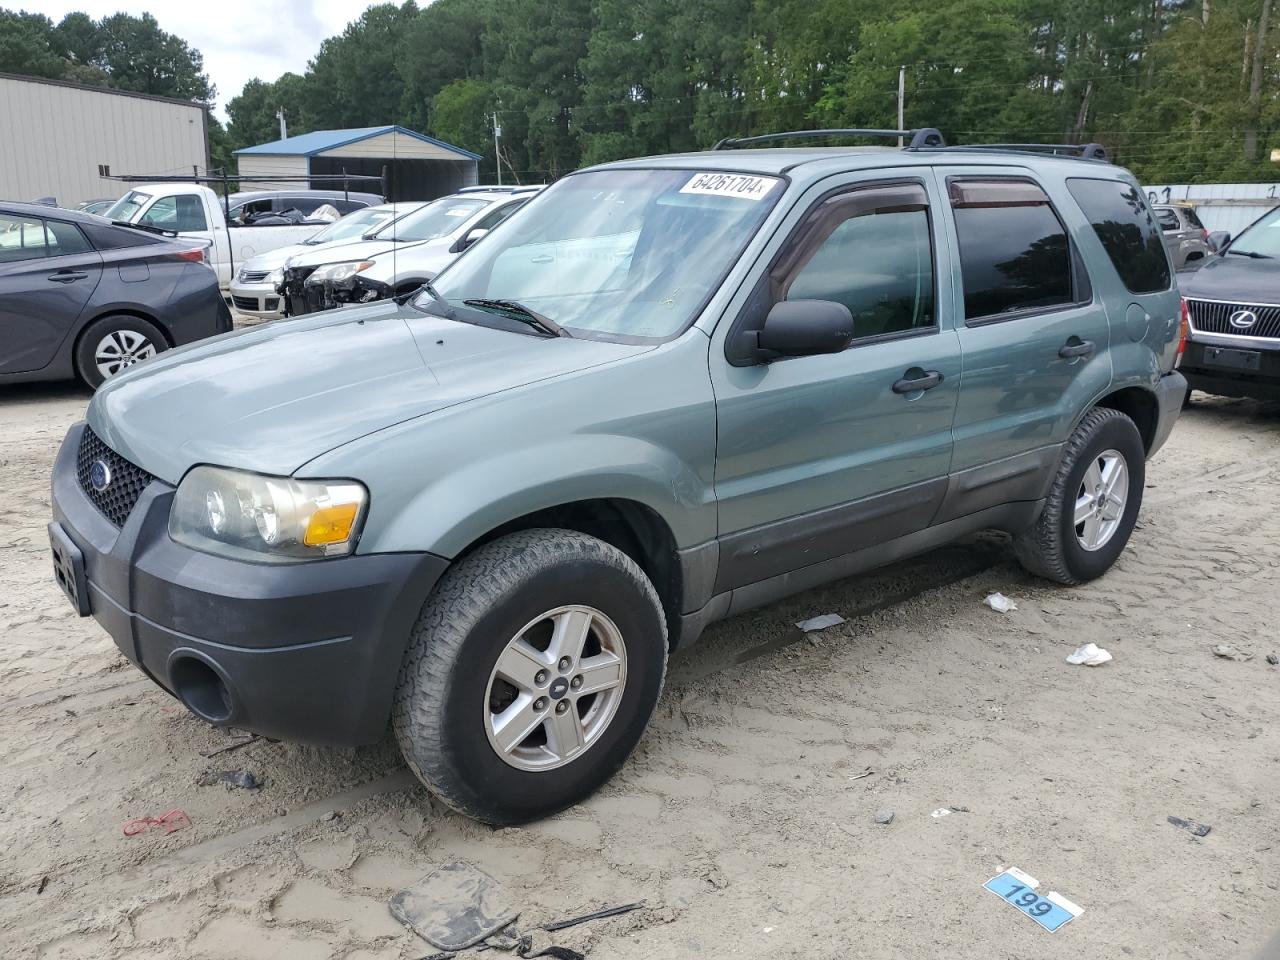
[1186,299,1280,339]
[75,427,155,527]
[239,270,270,283]
[231,295,260,311]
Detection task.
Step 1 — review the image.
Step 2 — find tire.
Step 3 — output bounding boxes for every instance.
[74,314,169,388]
[393,529,668,825]
[1014,407,1146,585]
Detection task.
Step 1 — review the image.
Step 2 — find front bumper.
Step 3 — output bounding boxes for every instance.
[49,422,447,745]
[1150,370,1188,456]
[229,279,284,319]
[1180,336,1280,401]
[282,266,391,316]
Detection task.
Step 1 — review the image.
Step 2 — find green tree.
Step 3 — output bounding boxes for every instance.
[0,9,64,78]
[430,78,499,178]
[96,12,214,101]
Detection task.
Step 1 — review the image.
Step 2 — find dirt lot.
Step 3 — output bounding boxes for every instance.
[1,380,1278,960]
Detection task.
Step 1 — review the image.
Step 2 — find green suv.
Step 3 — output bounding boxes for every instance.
[49,130,1186,824]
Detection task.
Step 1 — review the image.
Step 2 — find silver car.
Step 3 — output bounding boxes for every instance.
[1153,203,1212,269]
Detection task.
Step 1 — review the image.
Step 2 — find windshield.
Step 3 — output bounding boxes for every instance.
[1228,206,1280,258]
[425,169,784,339]
[305,206,396,245]
[377,197,487,242]
[104,190,151,222]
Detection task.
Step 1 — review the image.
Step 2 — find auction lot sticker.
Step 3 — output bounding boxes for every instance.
[679,173,780,201]
[983,867,1084,933]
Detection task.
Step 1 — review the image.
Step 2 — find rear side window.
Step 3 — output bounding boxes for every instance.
[45,220,94,256]
[0,215,49,262]
[80,221,162,249]
[949,179,1075,321]
[1067,178,1171,294]
[1155,208,1179,231]
[1184,207,1205,229]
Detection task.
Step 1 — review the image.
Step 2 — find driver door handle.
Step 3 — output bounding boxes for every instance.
[49,271,88,283]
[892,370,945,394]
[1059,339,1096,359]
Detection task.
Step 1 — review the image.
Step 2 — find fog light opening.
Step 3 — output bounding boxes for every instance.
[169,656,234,724]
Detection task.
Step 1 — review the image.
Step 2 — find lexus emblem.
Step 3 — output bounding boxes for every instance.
[89,459,112,492]
[1228,309,1259,330]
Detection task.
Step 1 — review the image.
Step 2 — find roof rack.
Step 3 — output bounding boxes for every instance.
[957,142,1109,162]
[712,128,947,151]
[456,184,543,194]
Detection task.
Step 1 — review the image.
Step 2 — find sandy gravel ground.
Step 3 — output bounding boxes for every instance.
[1,380,1278,960]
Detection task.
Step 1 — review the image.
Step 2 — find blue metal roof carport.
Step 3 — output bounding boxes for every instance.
[234,125,481,202]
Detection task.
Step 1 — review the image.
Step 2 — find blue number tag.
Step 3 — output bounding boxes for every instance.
[983,868,1083,933]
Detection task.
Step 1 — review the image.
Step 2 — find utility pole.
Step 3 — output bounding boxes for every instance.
[276,107,287,141]
[897,66,905,146]
[492,112,502,186]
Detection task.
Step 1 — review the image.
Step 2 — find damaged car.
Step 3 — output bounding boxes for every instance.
[279,186,539,314]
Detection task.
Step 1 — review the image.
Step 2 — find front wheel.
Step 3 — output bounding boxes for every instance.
[393,529,668,824]
[1015,407,1145,585]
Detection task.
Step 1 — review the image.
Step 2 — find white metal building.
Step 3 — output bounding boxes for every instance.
[1144,182,1280,235]
[0,72,208,206]
[234,126,481,201]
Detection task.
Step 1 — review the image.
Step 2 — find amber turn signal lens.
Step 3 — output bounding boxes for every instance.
[303,502,360,546]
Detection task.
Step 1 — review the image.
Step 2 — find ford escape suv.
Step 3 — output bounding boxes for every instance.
[49,130,1186,825]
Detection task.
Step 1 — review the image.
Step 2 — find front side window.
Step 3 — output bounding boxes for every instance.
[381,197,489,241]
[951,178,1075,321]
[140,195,208,232]
[782,183,935,341]
[1067,178,1171,294]
[0,215,48,263]
[426,169,785,339]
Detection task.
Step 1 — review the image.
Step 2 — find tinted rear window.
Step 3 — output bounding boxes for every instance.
[1067,178,1171,294]
[80,221,163,250]
[950,178,1074,321]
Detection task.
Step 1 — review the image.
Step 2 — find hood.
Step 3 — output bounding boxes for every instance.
[238,243,308,274]
[285,237,407,269]
[88,303,646,483]
[361,236,453,283]
[1178,253,1280,304]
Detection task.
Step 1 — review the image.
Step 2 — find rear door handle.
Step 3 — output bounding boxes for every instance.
[1059,339,1096,359]
[49,271,88,283]
[892,370,945,394]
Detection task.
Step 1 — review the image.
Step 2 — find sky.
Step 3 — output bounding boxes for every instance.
[32,1,382,121]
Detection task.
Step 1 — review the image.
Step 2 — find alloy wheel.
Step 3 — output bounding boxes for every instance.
[1074,448,1129,551]
[95,329,156,379]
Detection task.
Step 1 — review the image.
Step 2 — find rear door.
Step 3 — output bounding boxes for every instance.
[0,214,103,374]
[938,168,1113,518]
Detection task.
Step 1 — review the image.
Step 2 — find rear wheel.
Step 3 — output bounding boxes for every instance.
[393,529,668,824]
[74,314,168,388]
[1015,407,1145,585]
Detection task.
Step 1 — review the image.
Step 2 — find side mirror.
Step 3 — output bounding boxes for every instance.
[1207,230,1231,253]
[755,299,853,361]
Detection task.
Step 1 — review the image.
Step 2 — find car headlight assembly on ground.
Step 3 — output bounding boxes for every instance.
[169,466,368,562]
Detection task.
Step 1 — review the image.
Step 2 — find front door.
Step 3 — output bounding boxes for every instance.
[0,214,102,374]
[709,171,961,593]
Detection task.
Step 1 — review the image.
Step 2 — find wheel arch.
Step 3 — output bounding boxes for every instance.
[74,307,175,352]
[1094,385,1159,453]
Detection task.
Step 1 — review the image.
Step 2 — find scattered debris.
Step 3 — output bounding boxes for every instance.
[1168,816,1212,838]
[1267,654,1279,666]
[874,809,895,825]
[542,902,645,932]
[949,804,972,813]
[847,768,874,782]
[983,866,1083,932]
[122,809,191,837]
[795,613,846,632]
[320,811,339,823]
[200,734,262,758]
[984,592,1018,614]
[1212,644,1251,661]
[36,876,48,895]
[390,861,518,951]
[196,769,261,790]
[1066,643,1113,666]
[930,808,952,819]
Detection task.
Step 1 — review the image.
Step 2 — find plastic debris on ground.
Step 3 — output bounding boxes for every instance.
[984,592,1018,613]
[196,769,261,790]
[795,613,846,632]
[1066,643,1113,666]
[122,809,191,837]
[930,808,952,819]
[542,902,644,932]
[1212,644,1252,662]
[874,809,895,825]
[389,860,518,951]
[983,866,1084,933]
[1168,815,1212,838]
[1267,654,1279,666]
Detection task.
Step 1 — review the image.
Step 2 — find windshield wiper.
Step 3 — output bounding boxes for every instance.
[1226,248,1273,259]
[463,298,572,338]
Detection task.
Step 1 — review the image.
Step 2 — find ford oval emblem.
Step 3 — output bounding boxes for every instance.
[89,459,112,492]
[1228,309,1259,330]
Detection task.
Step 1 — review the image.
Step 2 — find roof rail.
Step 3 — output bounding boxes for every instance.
[958,142,1110,162]
[712,128,947,151]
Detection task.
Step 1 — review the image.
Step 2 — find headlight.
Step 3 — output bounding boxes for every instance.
[306,261,374,285]
[170,466,368,562]
[266,267,283,284]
